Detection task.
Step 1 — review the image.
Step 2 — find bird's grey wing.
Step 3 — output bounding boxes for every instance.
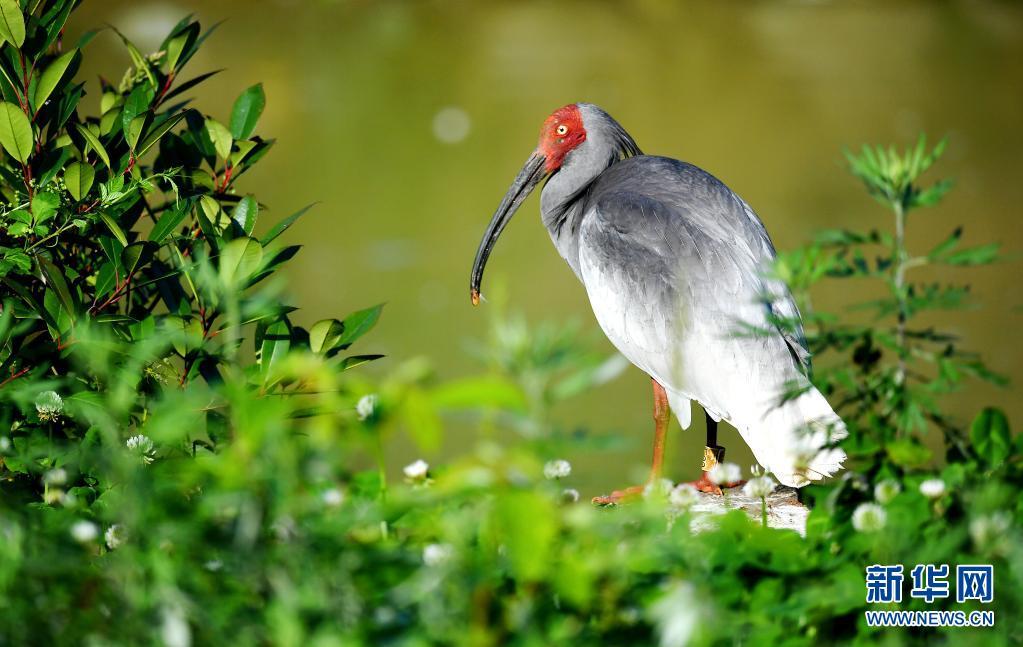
[592,157,810,374]
[578,182,808,419]
[732,196,811,374]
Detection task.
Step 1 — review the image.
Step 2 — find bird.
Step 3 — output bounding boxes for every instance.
[469,103,847,504]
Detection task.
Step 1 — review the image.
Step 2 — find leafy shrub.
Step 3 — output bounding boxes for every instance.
[0,2,1020,646]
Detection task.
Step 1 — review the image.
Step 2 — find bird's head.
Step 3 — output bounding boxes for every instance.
[538,104,588,173]
[469,103,640,305]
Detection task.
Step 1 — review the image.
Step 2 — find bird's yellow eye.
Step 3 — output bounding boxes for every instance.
[556,124,569,136]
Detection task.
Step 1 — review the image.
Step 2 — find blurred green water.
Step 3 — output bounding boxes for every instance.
[69,0,1022,492]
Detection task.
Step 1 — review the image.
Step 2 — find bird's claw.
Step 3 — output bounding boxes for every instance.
[591,484,646,507]
[687,472,746,496]
[688,475,722,495]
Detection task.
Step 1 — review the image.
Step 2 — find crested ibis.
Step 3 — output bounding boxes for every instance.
[470,103,846,504]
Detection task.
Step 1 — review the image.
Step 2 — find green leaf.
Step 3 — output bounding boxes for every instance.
[309,318,343,354]
[336,304,383,349]
[121,242,151,277]
[75,124,111,170]
[99,212,128,247]
[260,203,314,245]
[38,257,76,319]
[31,192,60,224]
[164,23,199,72]
[229,83,265,140]
[338,354,383,371]
[0,101,33,163]
[886,437,932,468]
[94,261,116,297]
[0,0,25,48]
[122,84,154,129]
[149,200,190,242]
[260,318,290,379]
[34,49,78,111]
[204,118,232,160]
[64,161,95,201]
[136,110,187,157]
[121,84,154,150]
[928,227,961,260]
[231,195,258,235]
[162,69,222,104]
[218,236,263,286]
[230,139,256,167]
[0,247,29,275]
[970,407,1011,465]
[199,194,223,229]
[193,201,219,249]
[490,491,557,582]
[125,115,146,150]
[943,243,1000,266]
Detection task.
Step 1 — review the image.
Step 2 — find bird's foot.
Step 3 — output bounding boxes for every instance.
[686,472,746,496]
[688,473,722,495]
[591,484,646,507]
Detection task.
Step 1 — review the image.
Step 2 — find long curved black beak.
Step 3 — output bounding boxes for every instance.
[470,151,547,306]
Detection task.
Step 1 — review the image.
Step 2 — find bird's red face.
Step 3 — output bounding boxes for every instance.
[539,104,587,173]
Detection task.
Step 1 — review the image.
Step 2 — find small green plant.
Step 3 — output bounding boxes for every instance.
[774,136,1007,483]
[0,2,383,523]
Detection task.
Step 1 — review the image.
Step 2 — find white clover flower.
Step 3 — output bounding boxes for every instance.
[403,459,429,480]
[969,512,1012,549]
[543,459,572,480]
[422,543,453,567]
[70,520,99,543]
[0,437,10,452]
[35,391,63,422]
[44,488,65,505]
[649,580,701,647]
[161,604,191,647]
[707,462,741,486]
[851,503,887,533]
[874,479,902,504]
[105,524,126,550]
[643,477,674,498]
[321,488,345,507]
[356,394,378,421]
[561,488,580,504]
[919,479,946,499]
[43,467,67,486]
[669,484,699,510]
[126,434,155,464]
[742,475,777,499]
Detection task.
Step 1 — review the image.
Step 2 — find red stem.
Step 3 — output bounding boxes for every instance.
[0,366,30,389]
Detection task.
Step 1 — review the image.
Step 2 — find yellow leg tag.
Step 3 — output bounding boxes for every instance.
[701,446,725,472]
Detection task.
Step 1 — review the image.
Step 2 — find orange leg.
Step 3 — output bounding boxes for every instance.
[592,378,671,506]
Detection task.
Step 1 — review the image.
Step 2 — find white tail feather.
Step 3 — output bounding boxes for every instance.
[732,387,847,488]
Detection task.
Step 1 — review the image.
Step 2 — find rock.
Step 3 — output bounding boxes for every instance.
[688,486,808,536]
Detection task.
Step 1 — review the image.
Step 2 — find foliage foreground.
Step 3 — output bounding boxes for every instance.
[0,3,1021,646]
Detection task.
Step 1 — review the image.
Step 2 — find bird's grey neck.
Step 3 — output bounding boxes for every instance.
[540,168,595,278]
[538,106,642,277]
